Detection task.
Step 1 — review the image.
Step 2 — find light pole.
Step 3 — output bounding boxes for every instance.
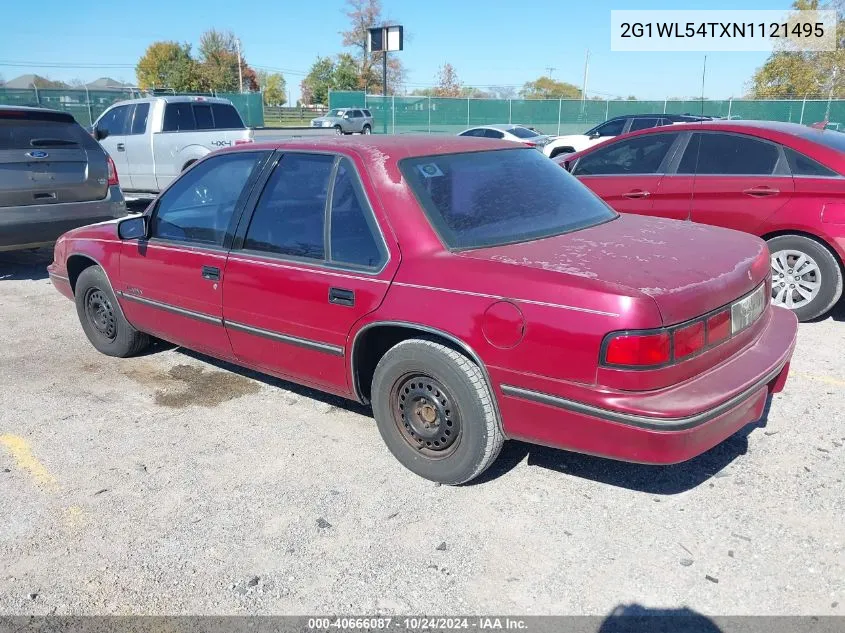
[236,38,244,93]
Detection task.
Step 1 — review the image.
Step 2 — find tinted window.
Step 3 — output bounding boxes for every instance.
[244,153,334,259]
[151,152,264,246]
[362,110,372,117]
[784,146,838,177]
[330,158,384,269]
[401,148,616,250]
[0,120,83,149]
[131,103,149,135]
[509,126,540,139]
[589,119,625,137]
[628,117,660,132]
[678,133,779,175]
[193,104,214,130]
[162,102,196,132]
[484,129,505,139]
[211,103,244,129]
[350,110,362,118]
[572,133,676,176]
[460,129,485,137]
[98,105,130,136]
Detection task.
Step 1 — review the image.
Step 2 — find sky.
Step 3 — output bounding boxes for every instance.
[0,0,792,102]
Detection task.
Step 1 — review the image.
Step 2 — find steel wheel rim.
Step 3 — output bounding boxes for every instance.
[770,249,822,309]
[84,288,117,341]
[391,373,461,458]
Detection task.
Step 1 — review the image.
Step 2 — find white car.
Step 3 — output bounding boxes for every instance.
[542,114,714,159]
[458,124,553,150]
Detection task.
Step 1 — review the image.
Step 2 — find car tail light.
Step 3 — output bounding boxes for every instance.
[106,155,119,186]
[673,321,705,360]
[604,332,671,367]
[706,309,731,344]
[234,139,254,145]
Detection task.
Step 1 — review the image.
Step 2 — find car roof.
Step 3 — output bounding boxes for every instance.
[464,124,531,132]
[107,95,235,107]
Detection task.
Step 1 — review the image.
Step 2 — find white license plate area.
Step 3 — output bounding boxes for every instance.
[731,284,766,334]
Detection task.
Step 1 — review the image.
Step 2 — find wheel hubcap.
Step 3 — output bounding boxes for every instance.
[85,288,117,340]
[770,249,822,310]
[392,374,461,458]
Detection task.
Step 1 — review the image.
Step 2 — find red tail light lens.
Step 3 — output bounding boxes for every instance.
[106,155,119,186]
[673,321,705,359]
[706,309,731,344]
[604,332,671,367]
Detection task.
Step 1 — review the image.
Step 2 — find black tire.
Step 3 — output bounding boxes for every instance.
[74,266,150,357]
[371,339,504,485]
[334,125,343,136]
[550,147,574,159]
[182,160,197,172]
[362,124,372,135]
[767,234,843,321]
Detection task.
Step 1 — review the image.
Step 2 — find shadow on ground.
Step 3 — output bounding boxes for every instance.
[0,248,53,281]
[598,604,723,632]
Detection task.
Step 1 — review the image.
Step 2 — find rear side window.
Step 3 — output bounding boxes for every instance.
[210,103,245,129]
[459,129,484,137]
[98,105,131,137]
[484,129,505,139]
[193,105,214,130]
[130,103,149,135]
[678,132,779,175]
[162,103,196,132]
[628,117,660,132]
[150,152,266,246]
[362,110,372,117]
[330,158,385,269]
[243,153,335,259]
[784,146,838,177]
[508,126,540,139]
[572,133,677,176]
[0,119,84,149]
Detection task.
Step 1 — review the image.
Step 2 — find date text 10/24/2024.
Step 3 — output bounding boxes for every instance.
[307,618,528,630]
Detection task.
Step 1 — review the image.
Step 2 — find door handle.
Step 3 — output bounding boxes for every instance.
[623,189,650,199]
[116,143,125,152]
[201,265,220,281]
[329,287,355,306]
[743,186,779,197]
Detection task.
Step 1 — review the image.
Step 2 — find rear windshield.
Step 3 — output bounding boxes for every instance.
[162,102,245,132]
[401,148,617,250]
[509,126,540,139]
[0,119,84,149]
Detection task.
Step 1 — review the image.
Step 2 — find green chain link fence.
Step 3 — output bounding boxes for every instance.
[0,88,264,128]
[329,91,845,135]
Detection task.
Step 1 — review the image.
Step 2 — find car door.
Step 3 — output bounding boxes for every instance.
[680,131,794,234]
[122,102,153,191]
[118,151,271,358]
[571,132,684,218]
[95,104,131,181]
[223,152,397,396]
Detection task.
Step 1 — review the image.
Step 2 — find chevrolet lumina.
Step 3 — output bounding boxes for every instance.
[47,136,798,484]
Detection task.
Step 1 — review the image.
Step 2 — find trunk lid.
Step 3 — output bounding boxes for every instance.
[458,214,770,325]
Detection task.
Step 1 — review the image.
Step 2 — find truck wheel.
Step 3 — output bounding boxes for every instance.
[182,160,197,172]
[74,266,150,357]
[334,125,343,136]
[371,339,504,485]
[768,234,843,321]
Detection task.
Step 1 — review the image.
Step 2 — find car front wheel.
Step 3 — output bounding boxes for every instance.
[371,339,504,485]
[74,266,150,357]
[334,125,343,136]
[362,124,371,135]
[767,234,843,321]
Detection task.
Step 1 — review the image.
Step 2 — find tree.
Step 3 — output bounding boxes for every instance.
[461,87,492,99]
[301,56,336,105]
[197,29,258,92]
[136,41,201,92]
[340,0,406,93]
[626,95,637,100]
[750,0,845,98]
[433,63,462,97]
[520,76,581,99]
[334,53,361,91]
[259,71,287,106]
[490,85,517,100]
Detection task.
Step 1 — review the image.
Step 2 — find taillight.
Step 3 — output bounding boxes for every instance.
[673,321,705,360]
[706,309,731,345]
[106,155,119,186]
[604,332,671,367]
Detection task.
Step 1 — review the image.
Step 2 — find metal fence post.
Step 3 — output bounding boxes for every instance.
[428,96,431,134]
[557,99,562,136]
[605,98,610,120]
[392,95,395,134]
[467,98,470,127]
[727,97,733,120]
[33,85,40,105]
[663,98,667,114]
[84,86,93,127]
[800,96,807,124]
[508,99,512,124]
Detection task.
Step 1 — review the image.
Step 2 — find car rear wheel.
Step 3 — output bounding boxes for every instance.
[371,339,504,485]
[334,125,343,136]
[362,124,372,135]
[767,234,843,321]
[74,266,150,357]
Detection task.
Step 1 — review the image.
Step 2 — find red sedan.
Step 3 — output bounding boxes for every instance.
[556,120,845,322]
[47,136,797,484]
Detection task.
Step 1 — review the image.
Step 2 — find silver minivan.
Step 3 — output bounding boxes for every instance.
[310,108,374,134]
[0,106,125,252]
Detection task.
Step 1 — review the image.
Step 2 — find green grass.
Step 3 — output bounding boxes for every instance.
[260,116,317,128]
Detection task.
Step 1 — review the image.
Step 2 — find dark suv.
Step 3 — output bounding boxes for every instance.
[0,106,126,252]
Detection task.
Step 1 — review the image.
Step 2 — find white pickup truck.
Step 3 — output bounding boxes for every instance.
[92,96,254,194]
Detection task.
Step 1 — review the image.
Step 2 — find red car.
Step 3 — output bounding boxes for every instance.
[556,120,845,322]
[48,137,797,484]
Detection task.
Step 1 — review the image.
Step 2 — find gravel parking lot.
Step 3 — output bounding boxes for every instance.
[1,248,843,616]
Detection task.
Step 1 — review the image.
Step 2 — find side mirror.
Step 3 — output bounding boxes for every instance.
[94,126,109,141]
[563,159,573,172]
[588,132,601,140]
[118,215,147,240]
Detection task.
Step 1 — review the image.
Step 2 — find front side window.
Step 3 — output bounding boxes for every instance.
[460,129,484,137]
[243,153,334,259]
[162,102,196,132]
[401,148,616,250]
[330,158,385,269]
[98,105,130,137]
[150,152,265,246]
[588,119,625,137]
[211,103,245,129]
[678,132,779,175]
[572,133,677,176]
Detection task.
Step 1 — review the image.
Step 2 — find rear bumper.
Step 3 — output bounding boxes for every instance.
[498,306,798,464]
[0,186,125,251]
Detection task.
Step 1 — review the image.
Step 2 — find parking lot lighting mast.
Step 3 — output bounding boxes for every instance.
[368,25,404,134]
[236,38,244,93]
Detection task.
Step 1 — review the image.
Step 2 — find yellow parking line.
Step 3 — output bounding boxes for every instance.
[794,373,845,387]
[0,434,58,489]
